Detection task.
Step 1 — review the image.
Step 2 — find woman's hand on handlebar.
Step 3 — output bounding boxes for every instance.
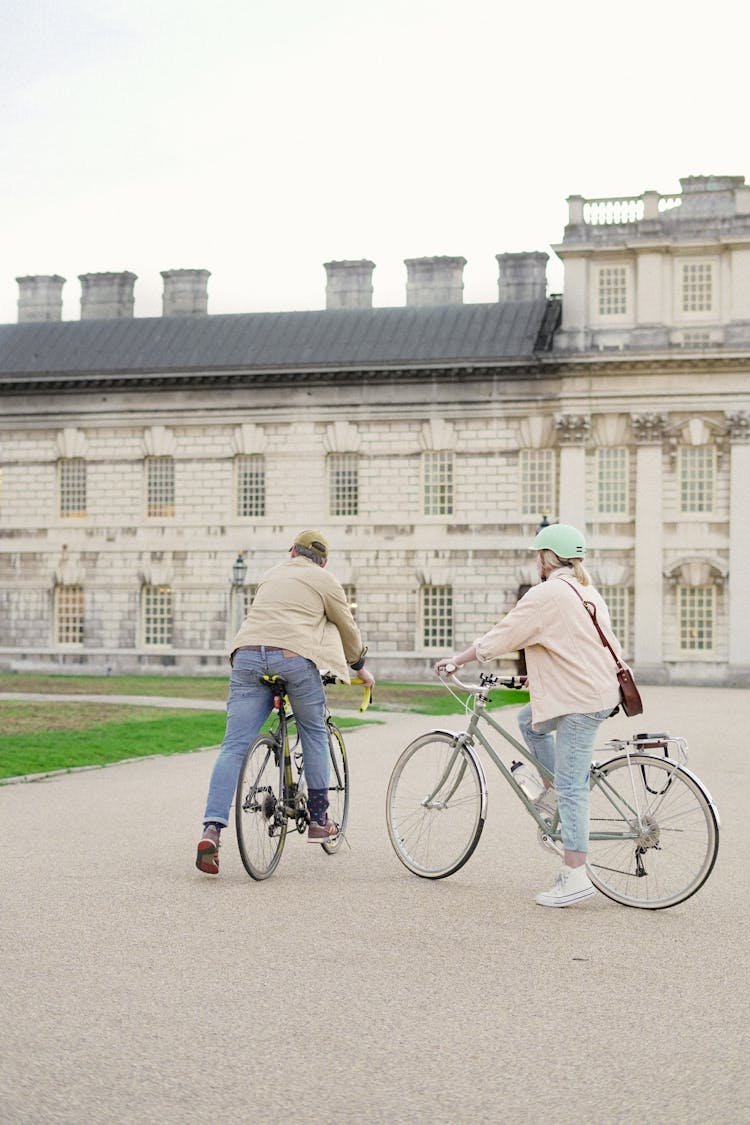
[434,657,459,678]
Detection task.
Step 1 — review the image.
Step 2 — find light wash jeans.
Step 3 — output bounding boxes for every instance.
[517,702,612,853]
[203,647,329,827]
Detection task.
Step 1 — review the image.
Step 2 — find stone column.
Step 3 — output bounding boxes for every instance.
[726,412,750,674]
[555,414,589,529]
[16,275,65,322]
[79,272,136,319]
[161,269,210,316]
[324,260,375,309]
[405,257,466,306]
[632,413,667,674]
[496,252,548,301]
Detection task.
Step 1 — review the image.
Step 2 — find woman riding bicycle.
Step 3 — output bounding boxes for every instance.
[435,524,621,908]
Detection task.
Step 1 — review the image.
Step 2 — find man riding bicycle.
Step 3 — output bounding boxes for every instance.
[196,530,375,875]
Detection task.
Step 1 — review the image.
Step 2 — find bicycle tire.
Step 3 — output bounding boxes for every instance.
[321,722,349,855]
[235,734,288,880]
[386,731,487,879]
[587,753,719,909]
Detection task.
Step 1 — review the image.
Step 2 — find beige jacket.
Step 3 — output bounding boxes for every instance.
[473,568,622,724]
[230,556,366,683]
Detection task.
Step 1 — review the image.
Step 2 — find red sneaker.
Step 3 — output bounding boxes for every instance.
[307,817,339,844]
[196,824,221,874]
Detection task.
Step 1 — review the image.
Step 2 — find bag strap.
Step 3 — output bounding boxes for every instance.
[561,581,627,672]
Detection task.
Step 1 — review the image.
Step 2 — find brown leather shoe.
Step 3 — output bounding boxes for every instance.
[307,817,339,844]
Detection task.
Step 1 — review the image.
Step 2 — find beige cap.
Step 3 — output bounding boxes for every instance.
[291,530,330,558]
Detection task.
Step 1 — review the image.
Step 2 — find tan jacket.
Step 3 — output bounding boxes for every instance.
[231,556,366,682]
[473,568,622,724]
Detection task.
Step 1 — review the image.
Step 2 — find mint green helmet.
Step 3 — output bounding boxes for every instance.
[533,523,586,559]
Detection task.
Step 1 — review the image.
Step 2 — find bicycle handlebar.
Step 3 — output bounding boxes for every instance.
[438,666,527,694]
[321,672,372,712]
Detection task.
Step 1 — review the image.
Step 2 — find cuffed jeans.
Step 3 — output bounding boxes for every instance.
[517,703,612,853]
[203,647,329,827]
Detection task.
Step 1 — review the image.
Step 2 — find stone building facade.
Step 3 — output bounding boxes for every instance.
[0,174,748,684]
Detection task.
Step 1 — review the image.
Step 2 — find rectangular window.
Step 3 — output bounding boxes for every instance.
[328,453,358,516]
[519,449,555,517]
[597,267,628,316]
[681,262,714,313]
[422,451,454,515]
[55,585,84,645]
[59,458,87,517]
[236,455,266,517]
[679,446,715,513]
[342,584,358,618]
[596,447,628,514]
[421,585,453,649]
[599,585,628,651]
[143,585,173,646]
[242,584,258,617]
[679,586,714,652]
[146,456,175,518]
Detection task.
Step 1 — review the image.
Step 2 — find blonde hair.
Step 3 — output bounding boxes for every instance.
[539,548,592,587]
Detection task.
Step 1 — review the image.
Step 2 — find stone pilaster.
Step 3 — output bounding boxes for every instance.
[632,413,667,670]
[726,412,750,668]
[555,414,589,528]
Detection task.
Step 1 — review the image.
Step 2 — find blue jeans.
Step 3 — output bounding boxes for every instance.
[517,703,612,853]
[203,647,329,827]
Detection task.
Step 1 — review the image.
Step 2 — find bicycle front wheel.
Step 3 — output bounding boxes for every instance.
[587,753,719,909]
[386,732,487,879]
[321,722,349,855]
[235,735,288,881]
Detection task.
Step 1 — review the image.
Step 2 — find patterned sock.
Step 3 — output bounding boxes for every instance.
[307,789,329,825]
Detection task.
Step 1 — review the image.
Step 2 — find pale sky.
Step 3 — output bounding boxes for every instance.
[1,0,746,325]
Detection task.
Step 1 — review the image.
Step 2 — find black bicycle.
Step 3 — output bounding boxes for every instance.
[235,672,370,880]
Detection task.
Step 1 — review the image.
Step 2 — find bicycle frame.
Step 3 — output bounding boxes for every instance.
[439,674,691,846]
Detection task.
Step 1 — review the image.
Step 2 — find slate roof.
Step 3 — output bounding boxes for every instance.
[0,300,558,381]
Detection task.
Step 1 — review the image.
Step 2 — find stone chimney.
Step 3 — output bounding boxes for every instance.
[324,260,375,309]
[161,269,211,317]
[496,252,549,301]
[79,272,136,320]
[405,256,466,306]
[16,275,66,322]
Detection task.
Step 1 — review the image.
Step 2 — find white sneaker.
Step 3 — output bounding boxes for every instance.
[535,864,596,908]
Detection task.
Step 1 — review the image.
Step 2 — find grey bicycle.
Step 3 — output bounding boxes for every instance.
[385,670,720,909]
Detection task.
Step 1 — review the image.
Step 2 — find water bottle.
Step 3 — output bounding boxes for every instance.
[511,760,544,801]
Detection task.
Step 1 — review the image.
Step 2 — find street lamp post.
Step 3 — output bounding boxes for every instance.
[232,553,248,634]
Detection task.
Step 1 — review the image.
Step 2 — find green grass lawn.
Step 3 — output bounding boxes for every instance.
[0,672,528,780]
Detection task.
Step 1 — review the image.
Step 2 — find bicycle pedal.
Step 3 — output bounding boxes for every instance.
[537,829,563,856]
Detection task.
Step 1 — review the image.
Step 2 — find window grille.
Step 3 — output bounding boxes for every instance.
[342,584,358,618]
[679,585,714,652]
[596,447,628,514]
[59,458,87,517]
[519,449,555,516]
[143,585,173,646]
[422,451,454,515]
[679,446,715,513]
[242,584,258,617]
[681,262,713,313]
[236,455,266,517]
[597,267,627,316]
[55,585,84,645]
[146,456,175,517]
[421,585,453,649]
[328,453,359,516]
[599,585,628,651]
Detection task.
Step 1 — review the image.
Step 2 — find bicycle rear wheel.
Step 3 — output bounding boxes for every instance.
[235,735,288,880]
[386,732,486,879]
[587,753,719,909]
[321,722,349,855]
